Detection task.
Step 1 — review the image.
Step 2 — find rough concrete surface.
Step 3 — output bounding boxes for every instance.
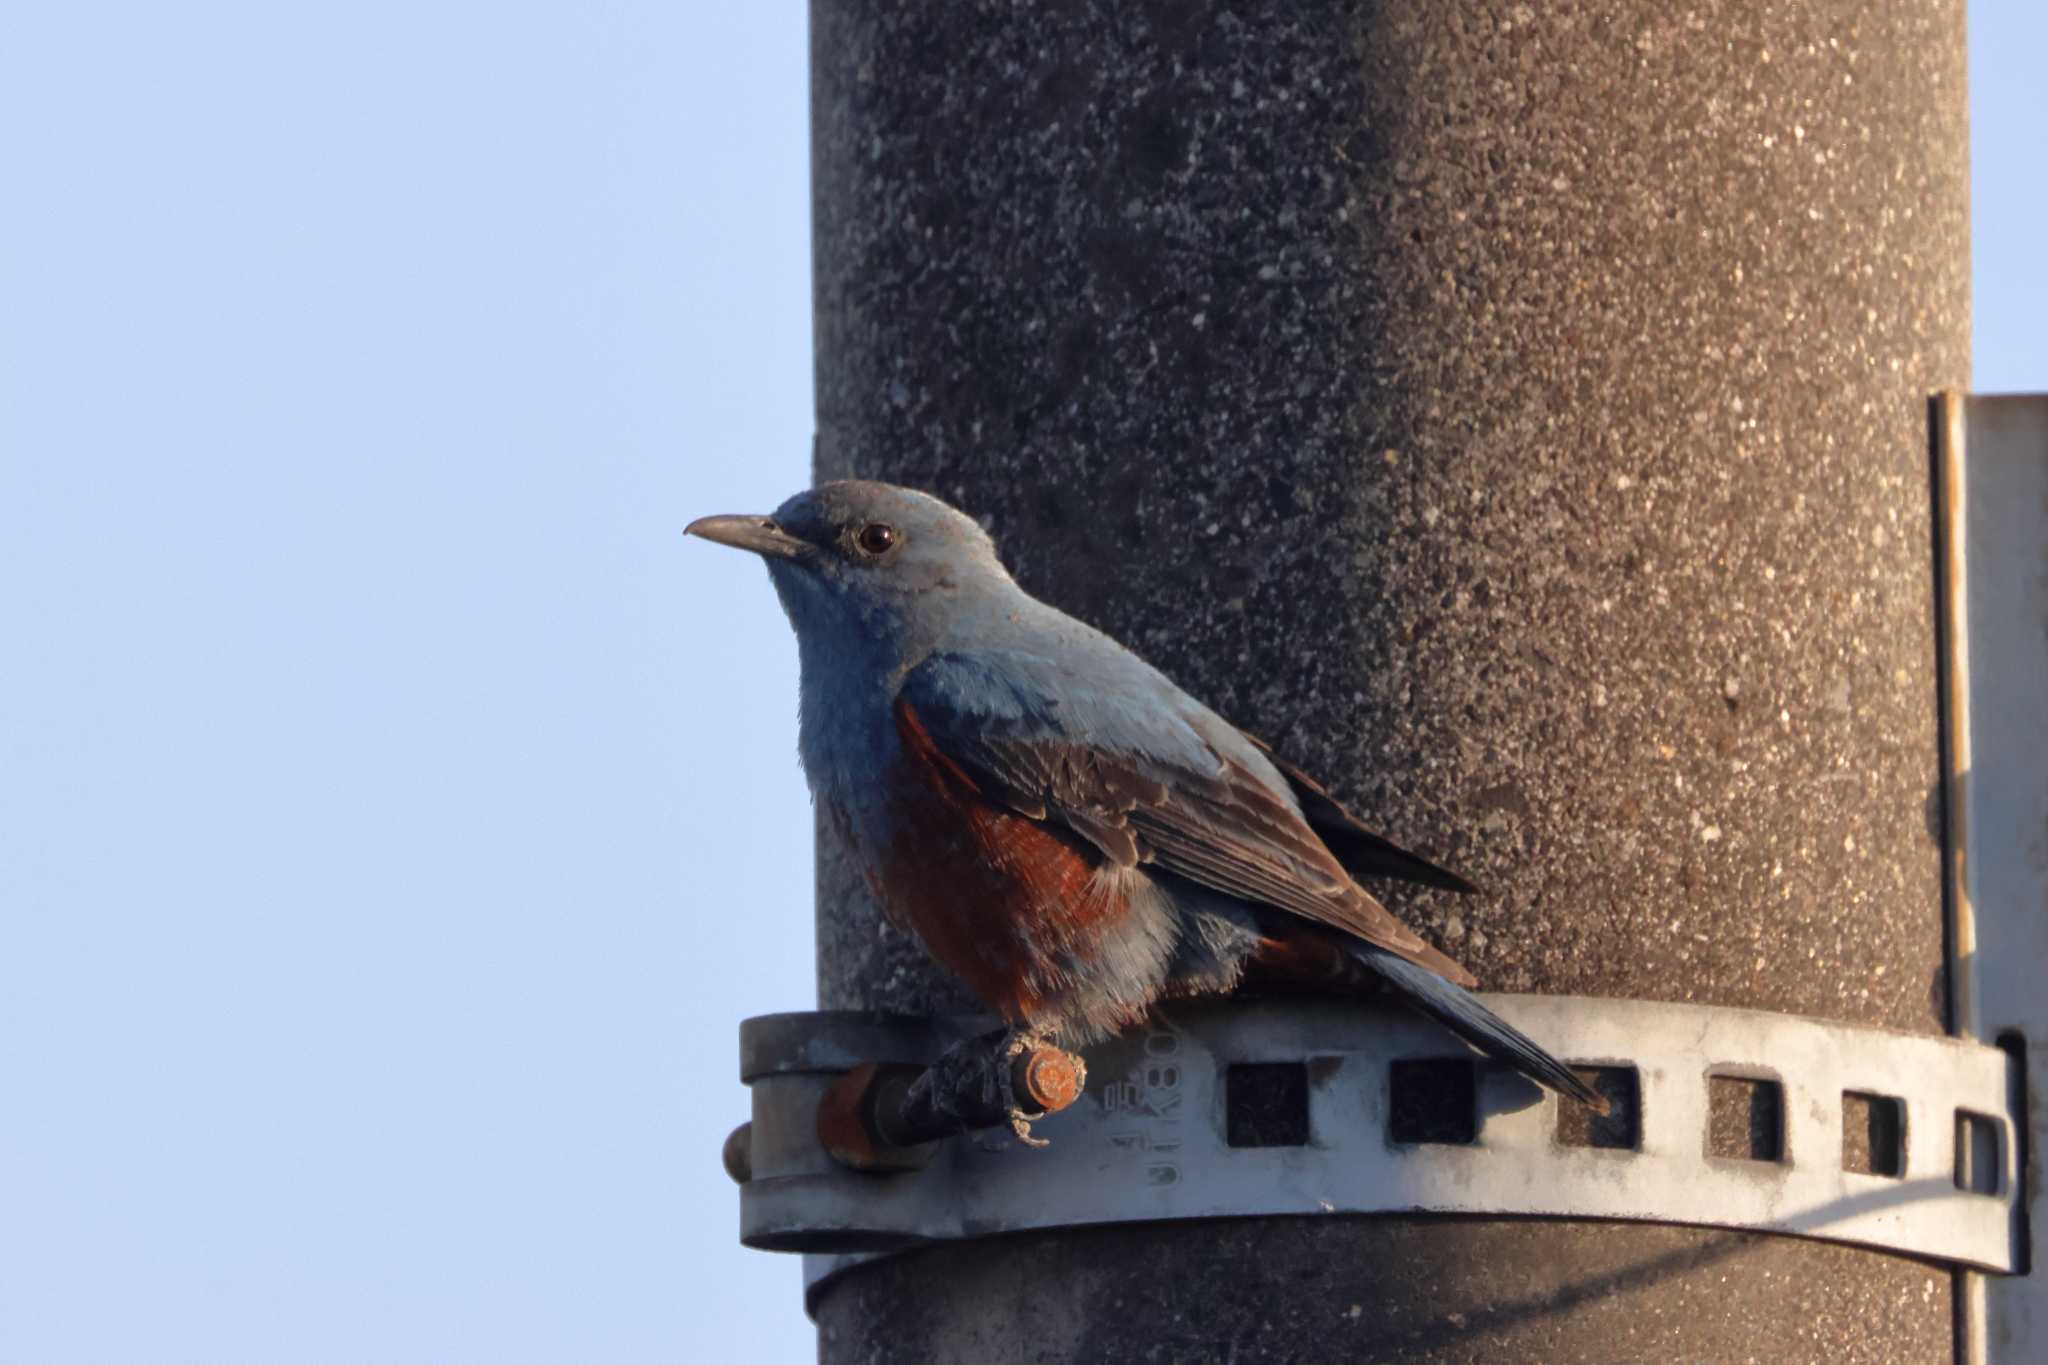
[803,1,1969,1358]
[817,1219,1956,1365]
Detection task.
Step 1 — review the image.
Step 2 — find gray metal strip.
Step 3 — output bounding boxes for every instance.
[1940,392,2046,1365]
[744,994,2018,1293]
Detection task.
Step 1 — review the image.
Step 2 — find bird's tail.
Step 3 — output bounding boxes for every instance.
[1351,944,1609,1114]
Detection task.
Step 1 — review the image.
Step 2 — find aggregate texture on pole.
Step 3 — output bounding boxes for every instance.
[806,3,1967,1361]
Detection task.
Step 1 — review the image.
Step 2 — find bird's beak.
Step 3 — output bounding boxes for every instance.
[684,514,806,560]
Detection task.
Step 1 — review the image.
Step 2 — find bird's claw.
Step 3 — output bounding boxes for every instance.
[903,1025,1071,1149]
[996,1027,1056,1148]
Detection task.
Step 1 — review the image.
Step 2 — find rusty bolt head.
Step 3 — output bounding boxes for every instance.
[722,1121,753,1185]
[1014,1045,1085,1114]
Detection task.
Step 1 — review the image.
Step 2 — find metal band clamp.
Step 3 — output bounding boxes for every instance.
[730,995,2023,1293]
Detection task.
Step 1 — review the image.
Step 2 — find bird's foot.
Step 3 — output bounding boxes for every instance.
[978,1031,1064,1146]
[995,1028,1056,1147]
[983,1031,1040,1146]
[899,1025,1080,1150]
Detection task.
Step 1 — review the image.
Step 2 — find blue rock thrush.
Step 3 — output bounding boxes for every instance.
[688,481,1605,1113]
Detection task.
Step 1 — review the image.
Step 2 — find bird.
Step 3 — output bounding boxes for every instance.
[687,480,1605,1114]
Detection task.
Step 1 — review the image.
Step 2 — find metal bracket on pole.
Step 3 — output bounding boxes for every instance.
[728,994,2023,1312]
[1936,391,2047,1365]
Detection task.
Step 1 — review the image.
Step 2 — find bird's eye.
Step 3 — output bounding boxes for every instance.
[855,523,899,556]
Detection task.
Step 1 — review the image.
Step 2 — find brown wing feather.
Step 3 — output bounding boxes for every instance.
[930,723,1477,989]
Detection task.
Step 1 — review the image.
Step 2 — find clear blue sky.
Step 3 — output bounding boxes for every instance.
[0,5,2039,1362]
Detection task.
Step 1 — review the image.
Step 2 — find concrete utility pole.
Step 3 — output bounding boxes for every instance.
[806,3,1967,1358]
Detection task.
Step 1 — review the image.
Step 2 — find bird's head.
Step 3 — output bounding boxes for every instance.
[686,480,1015,661]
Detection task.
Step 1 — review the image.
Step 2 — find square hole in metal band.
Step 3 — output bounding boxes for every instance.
[1954,1110,2002,1196]
[1557,1066,1640,1150]
[1389,1058,1476,1145]
[1841,1091,1905,1177]
[1225,1063,1309,1148]
[1708,1074,1784,1163]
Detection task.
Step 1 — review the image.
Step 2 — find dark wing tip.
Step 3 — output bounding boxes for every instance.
[1405,860,1482,896]
[1357,947,1608,1113]
[1242,736,1482,894]
[1323,827,1481,896]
